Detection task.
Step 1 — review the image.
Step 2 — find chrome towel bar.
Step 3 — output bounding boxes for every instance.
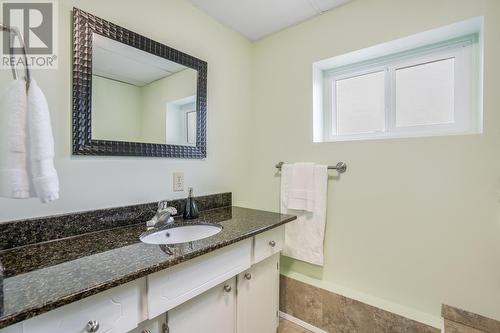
[275,161,347,174]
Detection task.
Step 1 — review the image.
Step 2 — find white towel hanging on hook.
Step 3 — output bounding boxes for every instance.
[0,78,59,203]
[0,23,59,203]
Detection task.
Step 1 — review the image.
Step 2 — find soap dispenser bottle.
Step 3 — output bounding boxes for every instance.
[183,187,199,219]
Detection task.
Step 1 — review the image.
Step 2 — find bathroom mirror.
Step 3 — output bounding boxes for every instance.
[72,8,207,158]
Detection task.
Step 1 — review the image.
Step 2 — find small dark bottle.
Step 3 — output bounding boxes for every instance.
[183,187,199,219]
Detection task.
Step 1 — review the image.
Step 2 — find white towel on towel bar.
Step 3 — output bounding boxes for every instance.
[281,163,328,266]
[286,162,316,212]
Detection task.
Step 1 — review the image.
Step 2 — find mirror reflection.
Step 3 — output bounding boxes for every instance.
[91,33,198,146]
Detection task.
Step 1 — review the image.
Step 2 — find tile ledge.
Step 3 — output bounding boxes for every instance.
[442,304,500,333]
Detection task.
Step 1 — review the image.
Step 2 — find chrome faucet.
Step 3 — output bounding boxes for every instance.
[146,201,177,229]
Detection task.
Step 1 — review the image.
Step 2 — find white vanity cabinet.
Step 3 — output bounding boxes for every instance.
[166,254,281,333]
[168,278,237,333]
[164,227,283,333]
[0,226,285,333]
[237,254,280,333]
[147,239,252,319]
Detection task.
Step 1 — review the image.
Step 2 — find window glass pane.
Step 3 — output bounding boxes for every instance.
[395,58,455,127]
[335,71,386,135]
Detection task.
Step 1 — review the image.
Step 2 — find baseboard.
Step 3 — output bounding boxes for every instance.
[279,312,328,333]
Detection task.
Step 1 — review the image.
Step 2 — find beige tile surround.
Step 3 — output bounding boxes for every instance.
[280,275,439,333]
[280,276,500,333]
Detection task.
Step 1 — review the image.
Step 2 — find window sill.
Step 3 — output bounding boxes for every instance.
[317,129,482,143]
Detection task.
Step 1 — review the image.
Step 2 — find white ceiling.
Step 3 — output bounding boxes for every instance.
[189,0,352,41]
[92,34,188,86]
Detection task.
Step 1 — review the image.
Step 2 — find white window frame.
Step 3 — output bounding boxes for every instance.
[312,17,484,143]
[322,38,477,142]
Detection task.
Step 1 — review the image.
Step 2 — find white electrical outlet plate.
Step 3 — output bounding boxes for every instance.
[173,172,184,192]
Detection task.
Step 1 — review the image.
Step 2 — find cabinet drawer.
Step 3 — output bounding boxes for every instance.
[147,239,252,319]
[23,281,141,333]
[253,226,284,263]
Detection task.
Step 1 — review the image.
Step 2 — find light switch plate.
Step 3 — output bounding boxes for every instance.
[173,172,184,192]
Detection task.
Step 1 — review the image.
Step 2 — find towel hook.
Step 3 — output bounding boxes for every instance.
[0,23,31,89]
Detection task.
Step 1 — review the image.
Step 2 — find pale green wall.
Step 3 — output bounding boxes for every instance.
[91,69,196,144]
[0,0,253,221]
[1,0,498,327]
[247,0,500,325]
[92,76,143,142]
[141,69,197,144]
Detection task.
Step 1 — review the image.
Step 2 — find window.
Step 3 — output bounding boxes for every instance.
[313,18,483,142]
[334,70,386,135]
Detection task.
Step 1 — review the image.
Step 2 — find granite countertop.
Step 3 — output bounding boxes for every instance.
[0,206,296,328]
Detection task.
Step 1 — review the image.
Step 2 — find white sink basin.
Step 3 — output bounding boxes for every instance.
[140,223,222,245]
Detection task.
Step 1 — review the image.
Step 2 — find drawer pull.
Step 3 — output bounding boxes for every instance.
[269,240,276,247]
[244,273,252,280]
[86,320,100,332]
[223,284,232,293]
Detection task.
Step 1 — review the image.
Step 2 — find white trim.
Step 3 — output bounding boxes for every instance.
[279,312,328,333]
[312,63,324,142]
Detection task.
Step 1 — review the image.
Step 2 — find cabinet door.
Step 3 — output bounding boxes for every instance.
[237,253,280,333]
[168,278,236,333]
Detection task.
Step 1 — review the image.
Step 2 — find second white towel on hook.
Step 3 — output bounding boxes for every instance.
[27,79,59,203]
[0,80,30,198]
[0,78,59,203]
[280,162,328,266]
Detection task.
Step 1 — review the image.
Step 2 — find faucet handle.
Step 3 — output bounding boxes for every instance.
[165,207,177,215]
[158,201,169,211]
[158,201,177,215]
[158,202,177,215]
[147,203,178,229]
[158,201,177,216]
